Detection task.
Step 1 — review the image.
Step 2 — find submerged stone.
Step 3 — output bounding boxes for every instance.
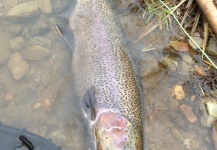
[22,46,50,61]
[207,37,217,57]
[35,0,53,14]
[6,1,39,18]
[7,52,29,80]
[9,36,26,52]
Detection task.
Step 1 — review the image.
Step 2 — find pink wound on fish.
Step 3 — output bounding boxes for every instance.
[96,112,129,148]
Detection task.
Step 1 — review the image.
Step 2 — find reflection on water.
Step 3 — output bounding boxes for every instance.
[0,0,216,150]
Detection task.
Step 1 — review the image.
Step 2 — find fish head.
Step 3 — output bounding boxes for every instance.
[95,111,143,150]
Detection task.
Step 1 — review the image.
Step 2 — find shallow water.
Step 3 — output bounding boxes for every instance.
[0,0,216,150]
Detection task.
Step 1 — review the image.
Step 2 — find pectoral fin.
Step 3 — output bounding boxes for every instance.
[82,86,96,121]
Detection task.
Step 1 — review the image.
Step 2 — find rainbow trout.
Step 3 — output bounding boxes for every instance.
[68,0,143,149]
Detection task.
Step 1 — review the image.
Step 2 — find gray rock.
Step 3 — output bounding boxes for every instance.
[28,36,52,48]
[7,24,23,36]
[182,55,193,65]
[180,55,193,73]
[22,46,50,61]
[7,52,29,80]
[207,37,217,57]
[0,31,10,66]
[35,0,52,14]
[9,36,26,52]
[6,1,39,18]
[29,19,50,36]
[22,27,30,40]
[188,36,203,50]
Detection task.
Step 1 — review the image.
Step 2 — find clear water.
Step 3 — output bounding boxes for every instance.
[0,0,215,150]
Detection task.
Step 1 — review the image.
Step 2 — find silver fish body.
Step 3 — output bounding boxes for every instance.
[69,0,143,149]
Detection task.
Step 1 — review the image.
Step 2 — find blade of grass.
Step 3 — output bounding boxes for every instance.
[159,0,217,70]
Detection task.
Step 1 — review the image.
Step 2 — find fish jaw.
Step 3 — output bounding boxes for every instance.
[95,111,143,150]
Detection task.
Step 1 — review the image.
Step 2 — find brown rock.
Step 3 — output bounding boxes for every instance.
[9,36,26,52]
[180,104,197,123]
[7,52,29,80]
[170,41,190,52]
[194,65,206,77]
[22,46,50,61]
[6,1,39,18]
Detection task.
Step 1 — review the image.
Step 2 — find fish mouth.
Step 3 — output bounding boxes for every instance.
[94,111,142,150]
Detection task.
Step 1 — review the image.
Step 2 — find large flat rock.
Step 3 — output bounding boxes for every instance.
[6,1,39,18]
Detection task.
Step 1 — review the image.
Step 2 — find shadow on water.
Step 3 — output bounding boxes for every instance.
[0,0,216,150]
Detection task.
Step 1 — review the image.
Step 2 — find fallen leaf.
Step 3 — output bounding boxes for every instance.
[170,41,190,52]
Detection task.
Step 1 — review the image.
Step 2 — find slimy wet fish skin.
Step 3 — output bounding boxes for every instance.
[68,0,144,149]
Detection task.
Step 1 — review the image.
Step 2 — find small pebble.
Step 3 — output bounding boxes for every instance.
[42,98,51,108]
[33,103,41,109]
[5,93,13,101]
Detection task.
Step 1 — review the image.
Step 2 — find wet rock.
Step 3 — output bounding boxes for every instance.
[22,27,30,40]
[50,0,70,13]
[206,101,217,118]
[29,19,50,36]
[188,36,203,50]
[9,36,26,52]
[7,53,29,80]
[206,37,217,57]
[28,36,52,48]
[194,65,206,77]
[35,0,52,14]
[174,85,185,100]
[200,97,217,128]
[7,24,23,36]
[161,57,178,71]
[212,121,217,150]
[180,104,197,123]
[181,55,193,73]
[22,46,50,61]
[6,1,39,18]
[6,0,18,8]
[0,31,10,66]
[170,41,190,52]
[183,55,193,64]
